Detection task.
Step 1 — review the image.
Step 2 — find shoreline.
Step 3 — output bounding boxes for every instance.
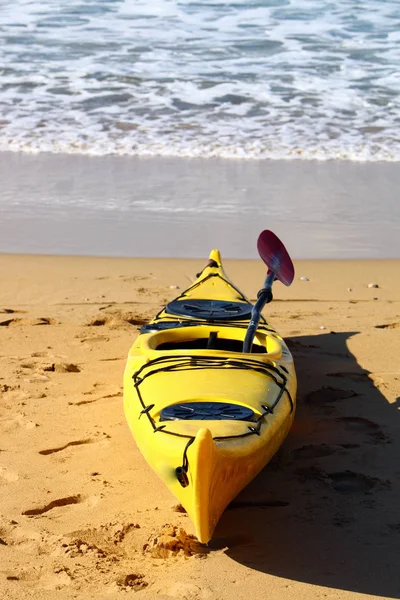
[1,151,399,260]
[3,149,400,163]
[3,250,400,261]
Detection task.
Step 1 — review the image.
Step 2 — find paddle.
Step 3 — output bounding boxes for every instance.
[243,230,295,353]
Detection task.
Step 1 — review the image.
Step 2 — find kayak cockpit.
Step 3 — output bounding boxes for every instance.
[156,335,266,353]
[132,325,282,359]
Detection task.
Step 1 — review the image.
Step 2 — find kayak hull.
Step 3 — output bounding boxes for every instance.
[123,250,296,543]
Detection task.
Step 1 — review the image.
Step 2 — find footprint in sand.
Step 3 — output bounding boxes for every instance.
[22,495,82,517]
[0,413,39,431]
[44,363,81,373]
[40,567,72,591]
[0,318,20,327]
[0,520,44,555]
[161,582,211,599]
[31,317,56,326]
[290,444,337,460]
[38,433,109,455]
[4,519,152,591]
[56,363,81,373]
[17,359,80,375]
[328,471,390,494]
[20,362,37,370]
[337,416,389,442]
[0,466,19,482]
[327,371,372,384]
[70,391,121,406]
[375,322,400,329]
[55,521,143,562]
[292,416,391,450]
[305,386,358,405]
[0,317,55,327]
[39,438,93,456]
[86,317,108,326]
[79,334,110,343]
[85,311,147,329]
[296,466,391,495]
[304,415,387,446]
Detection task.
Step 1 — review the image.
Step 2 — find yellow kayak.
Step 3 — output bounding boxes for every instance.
[123,234,296,543]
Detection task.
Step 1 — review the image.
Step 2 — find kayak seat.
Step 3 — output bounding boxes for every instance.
[160,401,256,422]
[207,331,218,349]
[165,299,253,321]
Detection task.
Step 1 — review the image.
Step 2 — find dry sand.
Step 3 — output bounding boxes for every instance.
[0,253,399,600]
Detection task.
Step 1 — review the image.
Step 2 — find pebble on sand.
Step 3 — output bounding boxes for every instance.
[368,283,380,289]
[299,276,310,282]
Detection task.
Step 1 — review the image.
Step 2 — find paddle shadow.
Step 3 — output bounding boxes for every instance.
[213,331,400,599]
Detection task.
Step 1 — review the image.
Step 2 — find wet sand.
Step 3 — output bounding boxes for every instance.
[1,152,400,259]
[0,253,399,599]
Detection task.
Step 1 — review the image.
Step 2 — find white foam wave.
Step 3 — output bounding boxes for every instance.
[1,0,400,161]
[1,135,399,162]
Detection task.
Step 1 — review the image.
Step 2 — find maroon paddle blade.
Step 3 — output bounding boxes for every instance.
[257,230,295,286]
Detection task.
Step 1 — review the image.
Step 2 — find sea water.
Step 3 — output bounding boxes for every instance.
[1,0,400,161]
[0,1,399,258]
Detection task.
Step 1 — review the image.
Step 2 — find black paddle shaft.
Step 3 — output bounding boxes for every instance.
[243,273,275,353]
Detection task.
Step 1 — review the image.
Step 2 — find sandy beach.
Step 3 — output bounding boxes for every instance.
[0,253,399,600]
[1,1,400,597]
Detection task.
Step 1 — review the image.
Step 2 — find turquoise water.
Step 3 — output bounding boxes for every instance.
[1,0,400,160]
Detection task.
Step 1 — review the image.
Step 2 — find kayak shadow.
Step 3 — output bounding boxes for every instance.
[213,331,399,599]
